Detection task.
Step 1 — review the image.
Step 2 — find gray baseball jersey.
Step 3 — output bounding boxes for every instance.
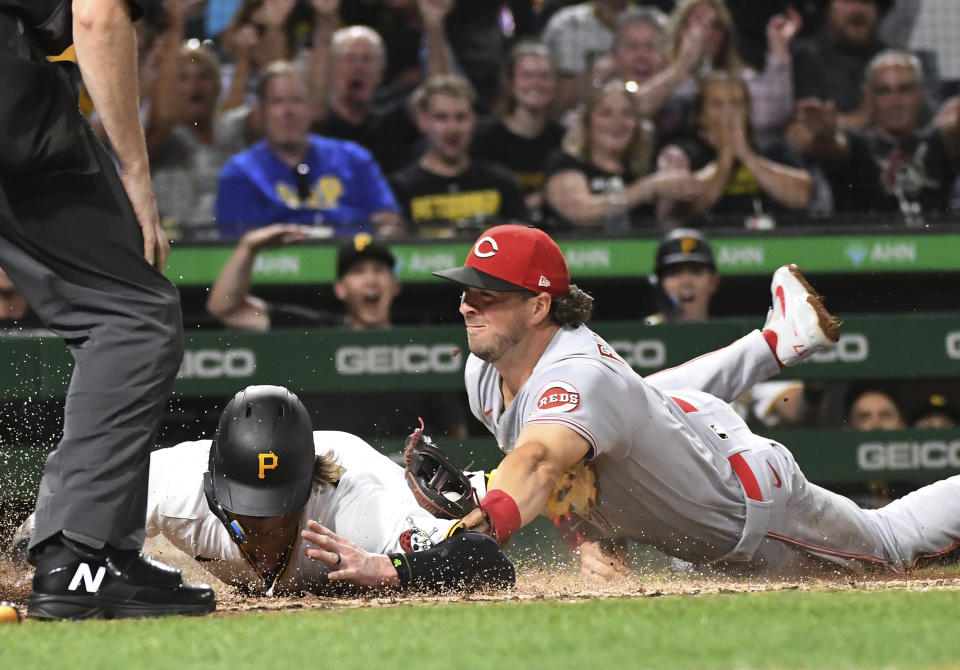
[466,326,960,573]
[146,431,462,595]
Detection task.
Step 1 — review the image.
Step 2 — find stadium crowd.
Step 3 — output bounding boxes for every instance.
[75,0,960,239]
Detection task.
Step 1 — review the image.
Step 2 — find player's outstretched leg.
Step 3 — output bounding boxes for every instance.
[762,264,841,368]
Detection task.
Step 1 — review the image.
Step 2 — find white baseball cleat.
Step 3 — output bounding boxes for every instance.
[763,264,840,368]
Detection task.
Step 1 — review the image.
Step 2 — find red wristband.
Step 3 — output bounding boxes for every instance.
[480,490,521,545]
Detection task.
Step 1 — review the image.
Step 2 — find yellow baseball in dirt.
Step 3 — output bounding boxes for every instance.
[0,602,22,624]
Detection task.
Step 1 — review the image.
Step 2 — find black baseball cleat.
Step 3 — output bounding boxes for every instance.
[27,537,215,620]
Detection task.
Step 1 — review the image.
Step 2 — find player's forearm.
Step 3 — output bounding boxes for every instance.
[73,0,148,176]
[487,445,567,527]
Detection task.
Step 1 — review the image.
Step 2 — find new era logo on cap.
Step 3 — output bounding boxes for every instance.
[433,225,570,297]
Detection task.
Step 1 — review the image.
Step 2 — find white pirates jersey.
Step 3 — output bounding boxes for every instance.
[145,431,460,595]
[466,326,781,562]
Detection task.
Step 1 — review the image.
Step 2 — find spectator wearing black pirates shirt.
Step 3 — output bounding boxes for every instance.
[790,50,960,220]
[389,75,528,238]
[667,71,813,226]
[308,25,419,176]
[471,40,565,223]
[542,79,700,232]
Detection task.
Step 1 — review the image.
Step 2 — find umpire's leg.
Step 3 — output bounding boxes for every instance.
[0,126,183,552]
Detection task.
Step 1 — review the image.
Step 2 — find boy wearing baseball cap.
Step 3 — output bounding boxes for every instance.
[645,228,719,324]
[207,226,397,331]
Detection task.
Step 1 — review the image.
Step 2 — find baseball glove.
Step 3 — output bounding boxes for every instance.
[404,418,478,519]
[544,459,597,518]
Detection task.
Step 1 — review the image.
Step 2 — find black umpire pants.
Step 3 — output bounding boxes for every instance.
[0,20,183,551]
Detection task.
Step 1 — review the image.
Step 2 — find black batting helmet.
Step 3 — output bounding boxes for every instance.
[205,385,315,520]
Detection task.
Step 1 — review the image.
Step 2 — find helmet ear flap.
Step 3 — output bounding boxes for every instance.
[203,470,246,545]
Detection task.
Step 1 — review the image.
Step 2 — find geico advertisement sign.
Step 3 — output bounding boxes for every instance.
[607,339,667,369]
[809,333,868,363]
[178,349,256,379]
[858,440,960,471]
[336,344,462,375]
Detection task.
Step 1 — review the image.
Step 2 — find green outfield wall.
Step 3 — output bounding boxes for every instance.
[1,314,958,400]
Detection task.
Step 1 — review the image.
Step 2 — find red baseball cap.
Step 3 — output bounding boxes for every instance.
[433,225,570,298]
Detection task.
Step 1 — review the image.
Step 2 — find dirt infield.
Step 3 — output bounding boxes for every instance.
[3,541,958,617]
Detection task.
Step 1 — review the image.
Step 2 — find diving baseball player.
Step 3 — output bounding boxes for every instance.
[14,386,511,596]
[150,386,509,594]
[435,224,960,576]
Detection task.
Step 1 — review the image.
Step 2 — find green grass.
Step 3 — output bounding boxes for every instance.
[2,589,959,670]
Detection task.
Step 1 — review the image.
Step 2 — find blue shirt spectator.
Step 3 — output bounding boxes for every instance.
[215,135,399,238]
[213,61,402,239]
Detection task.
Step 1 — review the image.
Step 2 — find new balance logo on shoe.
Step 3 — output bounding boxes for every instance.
[67,563,106,593]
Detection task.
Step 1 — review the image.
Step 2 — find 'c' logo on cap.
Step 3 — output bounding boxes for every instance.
[473,236,498,258]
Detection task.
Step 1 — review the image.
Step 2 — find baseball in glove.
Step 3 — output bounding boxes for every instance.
[404,418,479,519]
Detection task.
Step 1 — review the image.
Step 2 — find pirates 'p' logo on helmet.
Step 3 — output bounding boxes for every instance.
[203,385,315,543]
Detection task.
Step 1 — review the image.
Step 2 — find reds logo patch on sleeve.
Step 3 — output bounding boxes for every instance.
[535,381,581,413]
